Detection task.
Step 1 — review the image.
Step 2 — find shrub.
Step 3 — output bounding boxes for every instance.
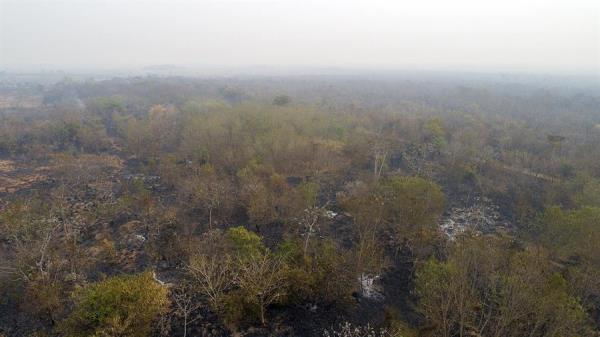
[225,226,265,258]
[58,272,169,337]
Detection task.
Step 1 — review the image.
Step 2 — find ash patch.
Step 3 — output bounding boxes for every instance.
[440,198,512,239]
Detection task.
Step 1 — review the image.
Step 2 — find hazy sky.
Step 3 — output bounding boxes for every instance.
[1,0,599,73]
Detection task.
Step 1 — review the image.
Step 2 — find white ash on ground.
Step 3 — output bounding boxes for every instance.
[439,199,511,239]
[358,273,384,301]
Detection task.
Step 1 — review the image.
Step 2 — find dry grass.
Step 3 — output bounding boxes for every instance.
[0,95,42,109]
[0,159,48,194]
[0,173,47,194]
[0,159,16,173]
[0,153,125,196]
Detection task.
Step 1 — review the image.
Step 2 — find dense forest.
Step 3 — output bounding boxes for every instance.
[1,74,599,337]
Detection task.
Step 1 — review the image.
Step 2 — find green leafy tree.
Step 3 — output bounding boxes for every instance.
[377,176,445,230]
[58,272,169,337]
[424,118,446,150]
[273,95,291,106]
[225,226,266,258]
[415,236,591,337]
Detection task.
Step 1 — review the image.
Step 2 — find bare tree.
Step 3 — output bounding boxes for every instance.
[295,206,326,258]
[181,165,232,229]
[187,254,233,313]
[372,141,388,180]
[171,283,202,337]
[235,254,287,325]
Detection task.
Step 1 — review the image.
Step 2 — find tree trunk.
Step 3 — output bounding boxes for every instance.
[303,232,310,259]
[183,315,188,337]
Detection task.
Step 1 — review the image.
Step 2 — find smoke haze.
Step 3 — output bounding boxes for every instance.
[1,0,599,74]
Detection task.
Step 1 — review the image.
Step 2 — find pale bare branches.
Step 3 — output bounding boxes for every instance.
[234,253,287,325]
[171,284,203,337]
[187,253,234,312]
